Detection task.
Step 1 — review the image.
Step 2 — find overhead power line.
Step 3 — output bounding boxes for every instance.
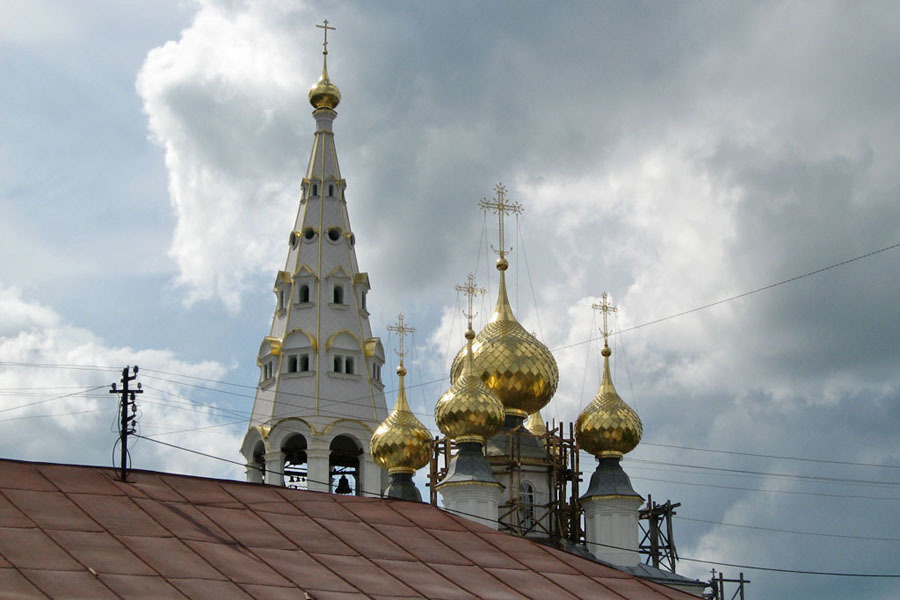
[641,441,900,470]
[133,434,900,579]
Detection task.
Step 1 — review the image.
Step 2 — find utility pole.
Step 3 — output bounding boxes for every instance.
[110,366,142,481]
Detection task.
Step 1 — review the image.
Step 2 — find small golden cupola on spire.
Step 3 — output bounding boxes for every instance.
[450,184,559,418]
[308,19,341,109]
[371,315,432,476]
[436,276,505,443]
[576,294,643,457]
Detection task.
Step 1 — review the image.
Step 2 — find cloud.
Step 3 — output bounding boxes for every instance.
[0,283,242,479]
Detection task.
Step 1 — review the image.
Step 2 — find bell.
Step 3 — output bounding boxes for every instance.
[335,474,352,494]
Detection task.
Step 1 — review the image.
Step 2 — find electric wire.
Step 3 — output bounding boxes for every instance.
[131,434,900,579]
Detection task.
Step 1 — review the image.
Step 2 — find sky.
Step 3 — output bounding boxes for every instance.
[2,0,900,597]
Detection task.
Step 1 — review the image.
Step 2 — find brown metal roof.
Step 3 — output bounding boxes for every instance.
[0,459,696,599]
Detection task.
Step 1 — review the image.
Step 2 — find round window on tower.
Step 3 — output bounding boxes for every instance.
[327,227,341,242]
[303,227,317,241]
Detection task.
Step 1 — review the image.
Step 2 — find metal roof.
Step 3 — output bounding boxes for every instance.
[0,459,697,599]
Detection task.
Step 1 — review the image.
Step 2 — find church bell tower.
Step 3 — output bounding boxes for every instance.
[241,21,388,496]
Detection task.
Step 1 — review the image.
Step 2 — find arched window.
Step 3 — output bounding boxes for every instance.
[328,183,334,197]
[333,355,343,373]
[300,354,310,372]
[299,284,310,303]
[311,183,318,197]
[282,434,308,489]
[251,441,266,484]
[519,481,535,532]
[344,357,354,375]
[330,435,362,495]
[333,285,344,304]
[287,355,298,373]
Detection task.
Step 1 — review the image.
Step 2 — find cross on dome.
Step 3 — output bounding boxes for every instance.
[386,313,416,367]
[479,183,523,259]
[316,19,335,55]
[591,292,618,349]
[455,273,485,330]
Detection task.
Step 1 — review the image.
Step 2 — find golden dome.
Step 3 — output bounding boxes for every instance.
[450,258,559,418]
[308,59,341,109]
[575,345,642,457]
[435,329,505,443]
[370,365,433,475]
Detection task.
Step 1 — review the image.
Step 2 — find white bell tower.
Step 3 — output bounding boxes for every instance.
[241,20,388,496]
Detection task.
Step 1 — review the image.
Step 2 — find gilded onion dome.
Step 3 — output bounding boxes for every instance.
[308,23,341,110]
[450,257,559,418]
[576,344,643,457]
[370,365,433,474]
[436,328,505,443]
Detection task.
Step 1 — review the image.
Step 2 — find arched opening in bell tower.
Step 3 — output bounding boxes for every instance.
[282,434,308,489]
[329,434,362,495]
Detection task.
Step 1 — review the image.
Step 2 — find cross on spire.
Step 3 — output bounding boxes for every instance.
[591,292,618,348]
[386,313,416,366]
[479,183,523,259]
[455,273,485,329]
[316,19,335,55]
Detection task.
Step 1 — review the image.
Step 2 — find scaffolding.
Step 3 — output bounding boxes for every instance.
[427,420,582,543]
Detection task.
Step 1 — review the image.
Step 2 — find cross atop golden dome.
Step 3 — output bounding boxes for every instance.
[308,19,341,110]
[435,276,505,443]
[450,185,559,418]
[575,294,643,458]
[370,314,432,475]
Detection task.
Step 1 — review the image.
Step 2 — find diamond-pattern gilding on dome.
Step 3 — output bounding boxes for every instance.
[450,318,559,417]
[575,354,642,457]
[371,377,433,475]
[436,339,505,443]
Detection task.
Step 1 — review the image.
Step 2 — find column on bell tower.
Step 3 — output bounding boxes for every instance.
[241,20,388,496]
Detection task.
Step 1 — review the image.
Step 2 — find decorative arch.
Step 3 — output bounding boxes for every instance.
[326,329,363,352]
[284,328,318,352]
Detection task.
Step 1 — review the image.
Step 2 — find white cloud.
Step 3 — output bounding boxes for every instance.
[0,284,242,479]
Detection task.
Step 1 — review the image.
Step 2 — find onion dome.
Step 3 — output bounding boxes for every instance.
[450,257,559,418]
[576,344,642,457]
[370,365,433,474]
[435,328,505,443]
[308,55,341,109]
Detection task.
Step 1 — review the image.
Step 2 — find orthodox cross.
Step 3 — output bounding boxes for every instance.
[479,183,523,259]
[316,19,335,55]
[591,292,618,347]
[455,273,485,329]
[386,313,415,366]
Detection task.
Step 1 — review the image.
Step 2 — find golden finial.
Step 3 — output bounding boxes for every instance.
[455,273,485,333]
[479,183,523,262]
[386,313,415,371]
[309,19,341,109]
[576,295,642,458]
[371,314,432,475]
